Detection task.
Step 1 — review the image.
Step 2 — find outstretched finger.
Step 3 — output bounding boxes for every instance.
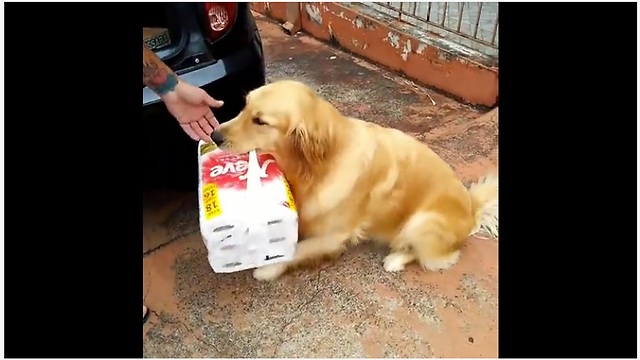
[190,122,211,143]
[204,95,224,108]
[198,118,215,138]
[205,112,220,129]
[180,123,200,141]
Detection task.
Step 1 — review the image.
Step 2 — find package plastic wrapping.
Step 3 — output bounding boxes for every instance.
[197,141,299,273]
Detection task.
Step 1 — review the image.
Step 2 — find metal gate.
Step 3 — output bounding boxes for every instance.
[250,1,499,106]
[360,2,498,59]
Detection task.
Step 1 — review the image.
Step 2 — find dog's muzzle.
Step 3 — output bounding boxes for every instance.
[211,130,226,147]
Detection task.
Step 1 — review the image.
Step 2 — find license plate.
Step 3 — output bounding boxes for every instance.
[143,27,172,51]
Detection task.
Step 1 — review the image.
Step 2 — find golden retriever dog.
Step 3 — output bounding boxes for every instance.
[214,80,498,281]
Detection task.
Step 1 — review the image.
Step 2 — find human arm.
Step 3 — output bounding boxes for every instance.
[143,43,223,142]
[142,44,179,96]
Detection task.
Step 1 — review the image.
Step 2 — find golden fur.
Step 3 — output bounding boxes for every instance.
[217,80,498,281]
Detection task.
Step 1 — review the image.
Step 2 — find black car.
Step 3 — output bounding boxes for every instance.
[143,2,266,189]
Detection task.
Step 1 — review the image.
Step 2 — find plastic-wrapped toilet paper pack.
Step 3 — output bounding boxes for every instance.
[197,141,299,273]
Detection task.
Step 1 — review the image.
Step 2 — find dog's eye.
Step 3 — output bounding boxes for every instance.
[252,117,268,126]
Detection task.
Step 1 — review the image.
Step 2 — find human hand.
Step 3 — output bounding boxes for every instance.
[161,81,224,142]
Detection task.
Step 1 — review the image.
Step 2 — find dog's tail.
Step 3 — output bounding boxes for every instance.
[468,172,499,239]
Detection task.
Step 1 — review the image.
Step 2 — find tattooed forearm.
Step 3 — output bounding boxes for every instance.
[143,43,178,95]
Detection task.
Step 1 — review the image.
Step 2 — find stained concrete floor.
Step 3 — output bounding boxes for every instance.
[143,13,498,358]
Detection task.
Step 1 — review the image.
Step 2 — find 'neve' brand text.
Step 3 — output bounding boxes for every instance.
[209,159,275,180]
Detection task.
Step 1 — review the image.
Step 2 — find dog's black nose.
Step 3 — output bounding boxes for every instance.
[211,130,225,146]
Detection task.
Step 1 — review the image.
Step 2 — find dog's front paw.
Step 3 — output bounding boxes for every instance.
[383,253,410,272]
[253,263,287,281]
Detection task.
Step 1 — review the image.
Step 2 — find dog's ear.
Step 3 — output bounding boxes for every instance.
[289,124,328,165]
[287,97,338,165]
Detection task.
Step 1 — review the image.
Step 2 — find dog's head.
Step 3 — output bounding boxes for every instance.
[215,80,344,168]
